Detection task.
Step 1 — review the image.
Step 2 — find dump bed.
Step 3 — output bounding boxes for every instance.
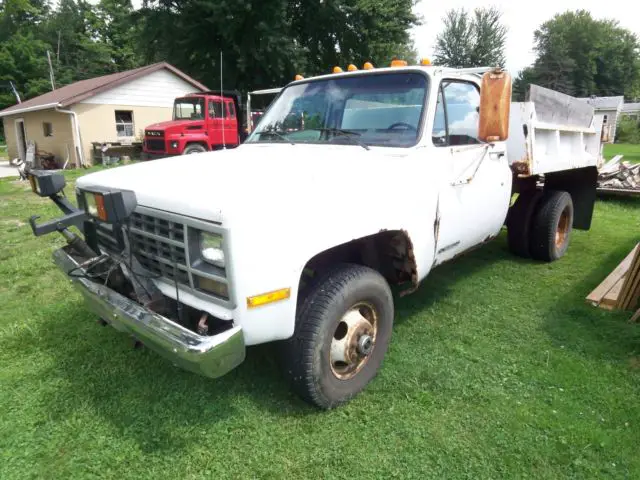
[506,85,603,177]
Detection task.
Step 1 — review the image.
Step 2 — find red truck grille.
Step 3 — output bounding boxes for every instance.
[146,139,165,152]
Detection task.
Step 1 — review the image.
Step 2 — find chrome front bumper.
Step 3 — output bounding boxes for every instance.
[53,247,245,378]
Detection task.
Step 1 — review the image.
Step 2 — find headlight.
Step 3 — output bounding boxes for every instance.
[79,187,137,223]
[200,232,225,267]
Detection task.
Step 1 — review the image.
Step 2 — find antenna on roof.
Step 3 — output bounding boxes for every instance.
[46,50,56,90]
[220,50,226,150]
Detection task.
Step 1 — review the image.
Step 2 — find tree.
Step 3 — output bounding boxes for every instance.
[136,0,420,91]
[523,10,640,99]
[433,7,506,68]
[0,0,52,111]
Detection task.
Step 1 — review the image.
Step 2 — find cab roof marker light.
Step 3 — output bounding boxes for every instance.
[420,57,432,65]
[295,74,304,80]
[363,62,374,70]
[347,64,358,71]
[332,66,343,73]
[390,59,408,67]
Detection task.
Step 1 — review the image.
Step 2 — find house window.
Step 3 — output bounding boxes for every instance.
[42,122,53,137]
[603,114,608,125]
[115,111,134,137]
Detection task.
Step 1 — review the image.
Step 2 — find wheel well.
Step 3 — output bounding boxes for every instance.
[184,142,208,151]
[299,230,418,298]
[511,166,598,230]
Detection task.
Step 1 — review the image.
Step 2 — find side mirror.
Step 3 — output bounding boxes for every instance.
[478,68,512,142]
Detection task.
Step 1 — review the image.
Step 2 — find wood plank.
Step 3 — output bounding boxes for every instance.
[586,245,638,304]
[617,243,640,309]
[599,276,625,308]
[623,266,640,311]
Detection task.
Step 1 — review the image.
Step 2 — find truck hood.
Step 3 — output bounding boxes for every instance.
[75,144,413,226]
[145,119,196,131]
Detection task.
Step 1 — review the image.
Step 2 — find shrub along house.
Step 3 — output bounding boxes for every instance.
[0,62,207,167]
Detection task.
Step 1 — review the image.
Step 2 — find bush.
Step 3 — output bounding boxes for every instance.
[616,116,640,144]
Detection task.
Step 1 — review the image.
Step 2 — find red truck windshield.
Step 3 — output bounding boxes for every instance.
[173,97,205,120]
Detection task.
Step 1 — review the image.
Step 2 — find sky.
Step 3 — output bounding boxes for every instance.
[411,0,640,74]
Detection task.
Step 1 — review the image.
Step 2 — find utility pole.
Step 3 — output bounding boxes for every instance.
[47,51,56,90]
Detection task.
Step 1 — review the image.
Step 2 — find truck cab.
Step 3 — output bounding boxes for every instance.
[143,91,244,158]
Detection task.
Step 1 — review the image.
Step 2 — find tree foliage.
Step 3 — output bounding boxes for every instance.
[517,10,640,100]
[616,116,640,144]
[135,0,420,91]
[433,7,506,68]
[0,0,141,114]
[0,0,419,129]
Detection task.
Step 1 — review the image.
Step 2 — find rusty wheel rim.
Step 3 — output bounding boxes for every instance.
[329,302,378,380]
[555,207,570,248]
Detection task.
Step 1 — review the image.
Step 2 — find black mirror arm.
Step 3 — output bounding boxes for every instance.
[29,193,87,237]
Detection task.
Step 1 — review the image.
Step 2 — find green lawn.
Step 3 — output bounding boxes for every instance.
[0,144,7,159]
[604,143,640,163]
[1,170,640,479]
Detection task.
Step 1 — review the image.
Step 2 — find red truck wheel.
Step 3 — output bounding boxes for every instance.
[183,144,207,155]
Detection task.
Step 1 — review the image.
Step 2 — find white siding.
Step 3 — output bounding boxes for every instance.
[80,69,200,108]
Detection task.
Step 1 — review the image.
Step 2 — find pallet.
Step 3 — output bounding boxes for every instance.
[586,243,640,311]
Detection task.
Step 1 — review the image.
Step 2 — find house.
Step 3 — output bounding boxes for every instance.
[576,95,624,143]
[0,62,207,166]
[621,102,640,121]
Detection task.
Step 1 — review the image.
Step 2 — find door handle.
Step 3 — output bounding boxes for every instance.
[489,151,505,159]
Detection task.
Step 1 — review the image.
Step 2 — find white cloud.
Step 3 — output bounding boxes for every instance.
[411,0,640,74]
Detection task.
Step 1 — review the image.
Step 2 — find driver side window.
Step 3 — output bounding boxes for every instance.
[432,80,480,147]
[208,101,223,119]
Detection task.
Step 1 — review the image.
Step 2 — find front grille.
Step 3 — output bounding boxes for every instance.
[129,213,189,287]
[145,139,165,152]
[94,209,230,304]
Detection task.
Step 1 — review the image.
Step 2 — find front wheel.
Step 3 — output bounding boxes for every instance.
[183,144,207,155]
[281,264,394,409]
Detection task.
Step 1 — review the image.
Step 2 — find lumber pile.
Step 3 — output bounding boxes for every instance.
[586,243,640,312]
[597,155,640,195]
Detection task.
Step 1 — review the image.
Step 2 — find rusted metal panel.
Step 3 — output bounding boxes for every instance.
[527,84,594,128]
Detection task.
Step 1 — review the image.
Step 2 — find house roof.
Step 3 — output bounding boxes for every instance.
[0,62,208,117]
[577,95,624,111]
[622,102,640,113]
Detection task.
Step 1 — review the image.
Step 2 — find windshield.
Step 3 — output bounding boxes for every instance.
[246,72,428,148]
[173,97,205,120]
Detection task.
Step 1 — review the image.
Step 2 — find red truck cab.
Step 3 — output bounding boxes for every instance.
[143,91,245,158]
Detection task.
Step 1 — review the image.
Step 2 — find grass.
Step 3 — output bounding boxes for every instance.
[0,144,7,159]
[604,143,640,163]
[1,168,640,479]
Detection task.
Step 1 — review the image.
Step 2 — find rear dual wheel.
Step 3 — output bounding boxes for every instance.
[507,190,574,261]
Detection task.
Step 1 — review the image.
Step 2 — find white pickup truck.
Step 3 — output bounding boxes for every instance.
[27,63,602,409]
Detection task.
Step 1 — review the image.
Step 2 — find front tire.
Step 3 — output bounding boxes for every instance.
[282,264,394,409]
[183,144,207,155]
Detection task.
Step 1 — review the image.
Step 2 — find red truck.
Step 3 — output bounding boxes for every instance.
[142,88,281,159]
